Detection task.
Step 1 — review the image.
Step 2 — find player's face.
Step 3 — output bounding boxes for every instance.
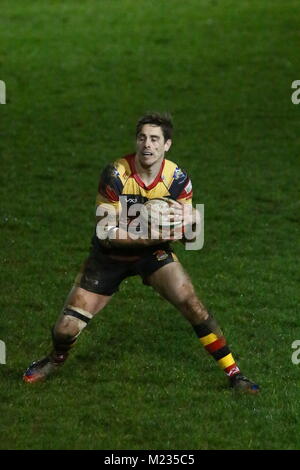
[136,124,172,168]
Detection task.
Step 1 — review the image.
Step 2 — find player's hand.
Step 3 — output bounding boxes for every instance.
[142,199,184,244]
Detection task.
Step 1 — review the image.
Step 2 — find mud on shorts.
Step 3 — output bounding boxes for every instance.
[75,246,178,296]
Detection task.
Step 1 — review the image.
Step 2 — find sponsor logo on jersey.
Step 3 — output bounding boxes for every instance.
[154,250,169,261]
[112,168,120,178]
[120,195,147,205]
[126,197,139,204]
[173,167,187,183]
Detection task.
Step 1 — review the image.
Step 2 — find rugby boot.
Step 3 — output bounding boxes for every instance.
[23,352,68,383]
[229,373,260,394]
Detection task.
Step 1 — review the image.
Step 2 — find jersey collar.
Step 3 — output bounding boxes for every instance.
[126,154,165,190]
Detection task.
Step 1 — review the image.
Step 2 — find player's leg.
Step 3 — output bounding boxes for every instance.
[147,262,259,393]
[23,251,125,383]
[51,286,112,361]
[52,285,111,348]
[23,287,112,383]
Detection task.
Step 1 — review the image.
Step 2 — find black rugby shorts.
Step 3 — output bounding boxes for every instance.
[75,247,178,296]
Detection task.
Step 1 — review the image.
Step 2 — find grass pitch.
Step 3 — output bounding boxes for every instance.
[1,0,300,450]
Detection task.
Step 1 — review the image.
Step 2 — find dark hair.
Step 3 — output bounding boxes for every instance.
[136,112,173,141]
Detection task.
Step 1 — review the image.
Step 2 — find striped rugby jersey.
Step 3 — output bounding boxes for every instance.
[92,153,193,256]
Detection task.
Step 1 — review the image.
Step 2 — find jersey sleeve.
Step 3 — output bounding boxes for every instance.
[96,164,124,210]
[168,167,193,204]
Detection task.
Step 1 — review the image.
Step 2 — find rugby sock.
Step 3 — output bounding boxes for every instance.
[50,327,75,363]
[193,314,240,377]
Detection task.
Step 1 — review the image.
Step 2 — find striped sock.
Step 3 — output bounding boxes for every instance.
[193,314,240,377]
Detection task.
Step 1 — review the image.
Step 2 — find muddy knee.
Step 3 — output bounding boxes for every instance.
[54,306,93,339]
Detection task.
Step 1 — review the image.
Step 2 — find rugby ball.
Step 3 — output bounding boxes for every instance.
[140,198,182,229]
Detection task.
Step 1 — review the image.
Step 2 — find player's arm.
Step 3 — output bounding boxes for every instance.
[96,165,168,247]
[179,203,201,244]
[171,171,201,244]
[107,226,169,247]
[97,203,170,247]
[95,164,122,242]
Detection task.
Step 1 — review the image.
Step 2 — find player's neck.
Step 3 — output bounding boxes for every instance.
[134,155,164,186]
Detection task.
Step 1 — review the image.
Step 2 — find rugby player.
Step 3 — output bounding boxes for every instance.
[23,113,259,393]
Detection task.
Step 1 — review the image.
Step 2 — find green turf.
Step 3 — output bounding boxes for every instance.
[1,0,300,450]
